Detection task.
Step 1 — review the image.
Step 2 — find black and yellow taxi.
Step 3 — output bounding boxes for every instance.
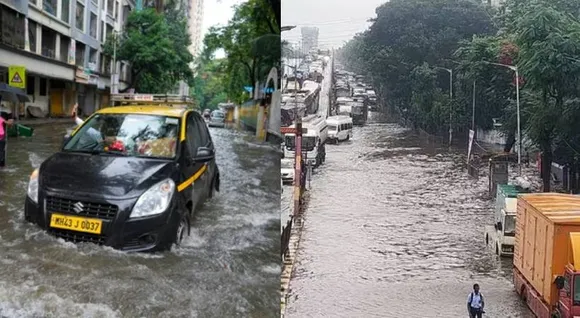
[24,103,220,252]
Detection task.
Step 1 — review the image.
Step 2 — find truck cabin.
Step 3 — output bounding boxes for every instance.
[495,210,516,237]
[555,234,580,315]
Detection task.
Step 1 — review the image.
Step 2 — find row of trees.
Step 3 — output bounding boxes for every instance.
[102,0,280,111]
[193,0,280,109]
[103,1,194,94]
[338,0,580,191]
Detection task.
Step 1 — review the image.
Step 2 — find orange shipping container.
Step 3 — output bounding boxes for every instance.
[514,193,580,306]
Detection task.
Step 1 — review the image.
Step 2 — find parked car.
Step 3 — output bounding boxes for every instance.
[25,105,220,252]
[208,110,225,128]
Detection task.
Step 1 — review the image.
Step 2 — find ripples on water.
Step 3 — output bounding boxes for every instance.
[286,113,532,318]
[0,125,280,317]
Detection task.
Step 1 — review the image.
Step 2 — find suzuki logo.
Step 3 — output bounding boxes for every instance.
[73,202,84,214]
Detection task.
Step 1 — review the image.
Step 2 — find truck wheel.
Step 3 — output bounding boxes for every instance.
[485,235,489,245]
[496,244,500,255]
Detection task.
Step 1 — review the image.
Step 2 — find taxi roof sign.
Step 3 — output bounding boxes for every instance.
[111,94,196,108]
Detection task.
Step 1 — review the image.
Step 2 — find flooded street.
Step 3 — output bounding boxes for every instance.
[286,113,532,318]
[0,124,280,317]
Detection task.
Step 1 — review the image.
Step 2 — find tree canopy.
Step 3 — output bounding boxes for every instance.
[103,7,194,93]
[339,0,580,191]
[197,0,280,104]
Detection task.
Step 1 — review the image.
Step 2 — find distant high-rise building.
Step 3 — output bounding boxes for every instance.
[188,0,204,56]
[301,27,319,53]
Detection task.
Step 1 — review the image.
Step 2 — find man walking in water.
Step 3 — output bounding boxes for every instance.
[467,283,485,318]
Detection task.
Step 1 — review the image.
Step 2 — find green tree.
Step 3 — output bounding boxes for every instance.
[103,8,194,93]
[203,0,280,103]
[511,2,580,191]
[338,0,495,133]
[192,58,229,110]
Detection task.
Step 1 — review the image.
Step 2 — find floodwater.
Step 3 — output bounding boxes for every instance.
[286,112,533,318]
[0,124,280,317]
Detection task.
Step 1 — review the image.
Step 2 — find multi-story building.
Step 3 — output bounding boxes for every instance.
[187,0,203,56]
[301,26,318,54]
[0,0,130,117]
[175,0,203,96]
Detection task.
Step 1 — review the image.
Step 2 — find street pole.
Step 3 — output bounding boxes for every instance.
[110,31,117,106]
[472,80,476,131]
[481,60,521,175]
[515,66,521,175]
[448,69,453,147]
[293,47,302,218]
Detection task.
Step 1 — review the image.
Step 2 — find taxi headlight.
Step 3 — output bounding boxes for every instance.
[130,179,175,218]
[27,169,39,203]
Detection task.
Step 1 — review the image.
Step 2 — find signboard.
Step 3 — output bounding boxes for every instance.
[467,129,475,162]
[280,127,307,134]
[8,65,26,89]
[133,94,153,101]
[68,39,76,65]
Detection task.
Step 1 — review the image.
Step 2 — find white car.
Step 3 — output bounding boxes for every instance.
[281,158,294,185]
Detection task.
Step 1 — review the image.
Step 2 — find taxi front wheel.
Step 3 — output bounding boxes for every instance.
[174,214,190,246]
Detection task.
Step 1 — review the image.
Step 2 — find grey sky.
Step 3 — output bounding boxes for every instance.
[281,0,387,49]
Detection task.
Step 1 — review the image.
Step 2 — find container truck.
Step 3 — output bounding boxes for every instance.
[513,193,580,318]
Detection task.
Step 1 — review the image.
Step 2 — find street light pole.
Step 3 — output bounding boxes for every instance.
[435,66,453,146]
[515,66,521,175]
[482,61,521,175]
[472,80,476,131]
[448,68,453,146]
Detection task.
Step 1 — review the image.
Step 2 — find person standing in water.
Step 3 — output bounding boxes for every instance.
[0,104,15,167]
[467,283,485,318]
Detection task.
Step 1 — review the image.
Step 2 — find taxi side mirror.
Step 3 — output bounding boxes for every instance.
[195,147,215,162]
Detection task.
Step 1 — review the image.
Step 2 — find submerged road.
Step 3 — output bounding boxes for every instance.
[285,113,532,317]
[0,124,280,317]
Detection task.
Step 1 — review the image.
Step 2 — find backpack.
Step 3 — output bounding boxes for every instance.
[468,292,484,305]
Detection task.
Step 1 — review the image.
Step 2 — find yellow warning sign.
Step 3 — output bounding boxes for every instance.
[9,65,26,89]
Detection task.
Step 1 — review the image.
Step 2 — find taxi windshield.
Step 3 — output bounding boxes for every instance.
[64,113,180,159]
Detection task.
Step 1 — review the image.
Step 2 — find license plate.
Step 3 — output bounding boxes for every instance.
[49,214,103,235]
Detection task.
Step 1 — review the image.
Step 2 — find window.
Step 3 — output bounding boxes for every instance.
[186,115,202,155]
[1,6,26,49]
[26,76,35,95]
[43,0,57,16]
[61,0,70,23]
[107,0,114,16]
[195,115,211,146]
[59,36,70,62]
[39,78,47,96]
[28,19,37,53]
[29,0,37,6]
[75,42,85,66]
[574,275,580,305]
[64,114,179,159]
[114,1,119,19]
[89,12,97,38]
[76,2,85,30]
[89,48,97,64]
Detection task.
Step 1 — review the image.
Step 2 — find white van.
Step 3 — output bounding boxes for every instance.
[327,116,353,143]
